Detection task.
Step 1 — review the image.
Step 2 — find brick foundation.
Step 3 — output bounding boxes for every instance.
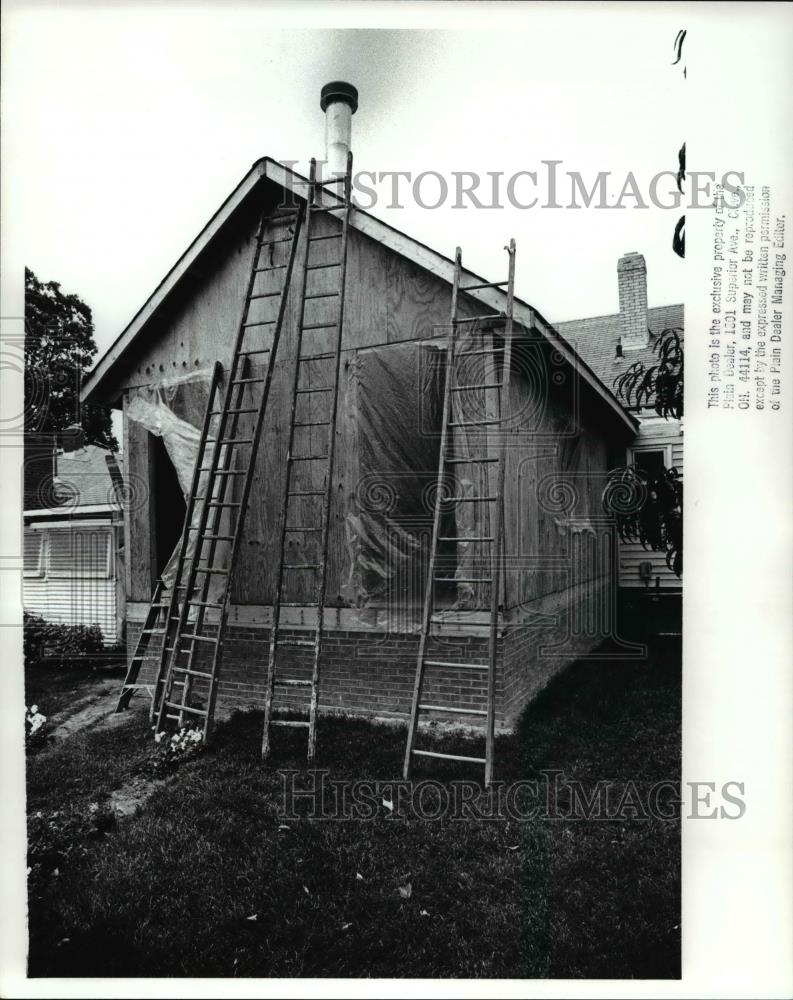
[127,578,608,730]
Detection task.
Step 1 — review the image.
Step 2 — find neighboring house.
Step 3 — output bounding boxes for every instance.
[24,441,125,643]
[556,252,683,592]
[80,144,640,726]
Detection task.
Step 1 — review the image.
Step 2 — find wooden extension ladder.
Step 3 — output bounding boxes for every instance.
[261,153,353,761]
[144,200,305,739]
[403,240,516,786]
[114,360,224,716]
[115,577,167,712]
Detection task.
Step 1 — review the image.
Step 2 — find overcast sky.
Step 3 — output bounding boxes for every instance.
[3,2,688,359]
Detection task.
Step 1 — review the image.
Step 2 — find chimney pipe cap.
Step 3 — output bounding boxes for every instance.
[320,81,358,113]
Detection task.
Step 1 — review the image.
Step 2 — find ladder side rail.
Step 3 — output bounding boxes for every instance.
[149,362,224,718]
[177,374,248,727]
[115,578,165,712]
[307,151,353,760]
[483,238,516,784]
[262,161,318,758]
[203,203,306,734]
[156,212,272,732]
[402,246,463,780]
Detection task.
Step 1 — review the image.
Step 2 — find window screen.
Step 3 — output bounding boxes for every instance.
[23,532,44,577]
[48,528,111,579]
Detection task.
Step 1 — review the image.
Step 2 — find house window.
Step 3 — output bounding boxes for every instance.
[630,446,671,479]
[23,532,44,578]
[47,528,112,579]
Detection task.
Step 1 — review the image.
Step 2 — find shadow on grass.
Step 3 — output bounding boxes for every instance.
[27,639,680,979]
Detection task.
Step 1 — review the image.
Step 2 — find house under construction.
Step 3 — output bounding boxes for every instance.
[81,83,638,778]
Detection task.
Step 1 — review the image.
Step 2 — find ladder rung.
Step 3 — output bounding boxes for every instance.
[270,719,311,727]
[279,639,315,648]
[296,386,332,394]
[140,627,165,636]
[260,236,294,246]
[451,382,502,392]
[250,291,283,300]
[293,420,330,428]
[283,563,320,570]
[445,458,498,465]
[306,261,341,270]
[254,264,288,272]
[456,349,498,357]
[285,526,322,532]
[310,232,343,240]
[288,490,324,496]
[194,566,230,574]
[242,323,276,330]
[438,535,494,542]
[198,468,244,475]
[305,291,340,299]
[172,666,214,679]
[300,352,335,361]
[206,501,241,507]
[188,600,225,609]
[231,377,266,385]
[456,313,507,324]
[164,703,208,717]
[411,749,486,764]
[460,281,510,292]
[180,632,218,644]
[418,704,487,716]
[210,407,258,415]
[268,213,300,224]
[423,660,490,671]
[301,322,337,331]
[219,438,253,445]
[443,495,498,503]
[290,453,328,461]
[448,419,501,428]
[310,204,345,213]
[275,678,314,685]
[434,576,492,583]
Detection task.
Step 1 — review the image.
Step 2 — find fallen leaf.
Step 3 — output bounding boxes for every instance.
[356,872,364,881]
[420,909,430,917]
[398,882,412,899]
[246,914,258,921]
[53,868,60,877]
[507,844,520,851]
[382,798,394,812]
[342,922,353,931]
[303,885,310,895]
[278,825,290,831]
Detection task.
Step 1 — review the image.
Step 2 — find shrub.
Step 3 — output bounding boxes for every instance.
[149,723,204,775]
[24,612,105,668]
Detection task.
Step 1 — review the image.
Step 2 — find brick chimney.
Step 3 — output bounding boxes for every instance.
[617,252,649,350]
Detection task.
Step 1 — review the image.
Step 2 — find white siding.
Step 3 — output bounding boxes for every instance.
[23,524,118,641]
[619,415,683,589]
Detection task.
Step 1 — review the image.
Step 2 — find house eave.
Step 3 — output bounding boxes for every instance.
[81,157,636,434]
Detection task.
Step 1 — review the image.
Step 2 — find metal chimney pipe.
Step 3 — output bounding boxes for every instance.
[320,81,358,177]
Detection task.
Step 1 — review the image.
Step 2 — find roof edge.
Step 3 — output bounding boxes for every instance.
[82,157,636,433]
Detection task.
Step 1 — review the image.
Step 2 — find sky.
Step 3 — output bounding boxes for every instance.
[2,2,688,360]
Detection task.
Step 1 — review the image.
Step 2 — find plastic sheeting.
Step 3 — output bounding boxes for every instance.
[340,337,494,622]
[126,369,228,602]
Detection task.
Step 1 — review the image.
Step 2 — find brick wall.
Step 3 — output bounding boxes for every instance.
[128,586,606,730]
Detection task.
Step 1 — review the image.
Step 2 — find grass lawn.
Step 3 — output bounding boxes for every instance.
[26,639,681,979]
[25,663,124,721]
